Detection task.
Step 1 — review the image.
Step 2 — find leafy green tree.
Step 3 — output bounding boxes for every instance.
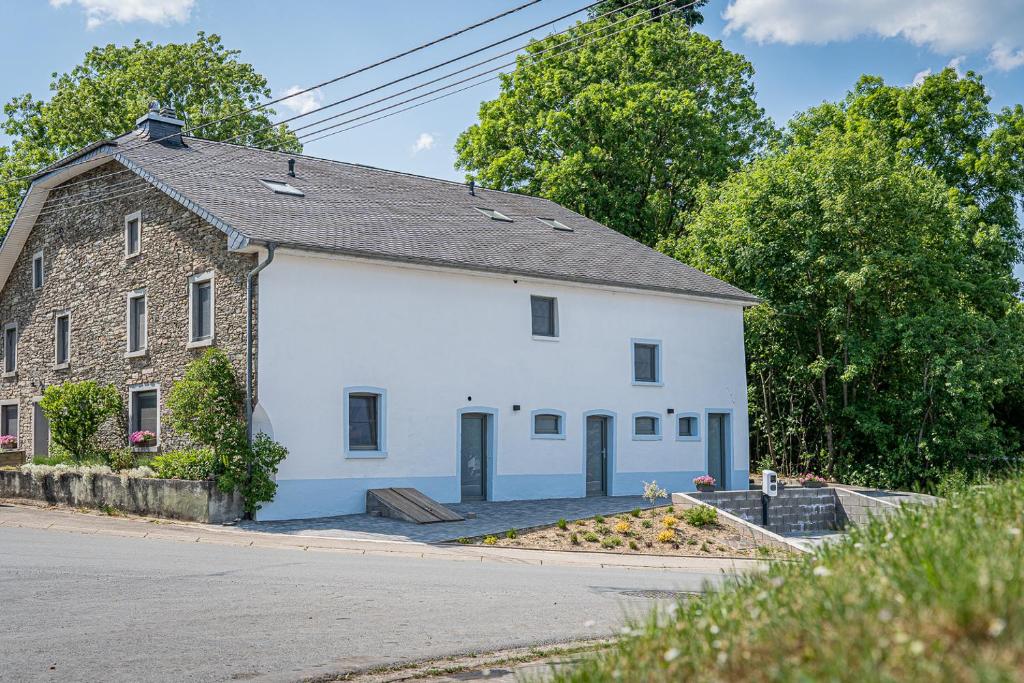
[589,0,709,25]
[455,14,771,245]
[664,124,1024,488]
[40,381,123,462]
[0,32,301,229]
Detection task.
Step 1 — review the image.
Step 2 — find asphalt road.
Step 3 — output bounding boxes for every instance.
[0,526,728,682]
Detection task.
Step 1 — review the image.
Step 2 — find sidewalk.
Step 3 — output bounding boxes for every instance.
[0,500,766,573]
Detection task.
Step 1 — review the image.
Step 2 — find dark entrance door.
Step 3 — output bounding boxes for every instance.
[33,402,49,458]
[460,413,488,502]
[585,415,608,496]
[707,412,730,489]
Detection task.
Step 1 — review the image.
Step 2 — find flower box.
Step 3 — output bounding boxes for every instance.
[802,480,825,488]
[696,484,715,493]
[130,430,157,448]
[0,435,17,450]
[798,473,828,488]
[693,475,716,493]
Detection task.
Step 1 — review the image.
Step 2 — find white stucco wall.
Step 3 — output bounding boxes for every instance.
[255,251,750,520]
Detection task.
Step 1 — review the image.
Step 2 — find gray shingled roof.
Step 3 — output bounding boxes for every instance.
[113,134,757,303]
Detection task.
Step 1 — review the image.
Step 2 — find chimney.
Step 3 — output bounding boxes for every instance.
[468,179,475,196]
[136,101,185,146]
[288,159,296,177]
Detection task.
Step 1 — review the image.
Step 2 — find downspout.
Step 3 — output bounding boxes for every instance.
[245,243,276,445]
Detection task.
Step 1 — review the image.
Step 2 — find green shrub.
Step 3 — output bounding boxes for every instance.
[39,381,122,462]
[569,532,580,545]
[107,448,135,471]
[641,519,653,529]
[456,537,471,545]
[595,524,610,535]
[505,528,517,539]
[151,448,217,480]
[482,536,497,546]
[628,540,639,551]
[683,505,718,527]
[594,514,605,523]
[556,518,568,530]
[555,475,1024,682]
[583,532,599,543]
[631,508,642,518]
[216,433,287,515]
[601,536,623,549]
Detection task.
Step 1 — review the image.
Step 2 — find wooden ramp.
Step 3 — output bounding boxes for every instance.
[365,488,465,524]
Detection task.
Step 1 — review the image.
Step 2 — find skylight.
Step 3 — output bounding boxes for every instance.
[537,217,574,232]
[474,207,513,222]
[259,179,305,197]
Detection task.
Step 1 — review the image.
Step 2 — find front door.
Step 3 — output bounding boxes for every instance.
[32,402,49,458]
[460,413,488,502]
[707,412,730,489]
[585,415,608,496]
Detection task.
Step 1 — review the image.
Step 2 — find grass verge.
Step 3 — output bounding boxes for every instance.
[553,474,1024,682]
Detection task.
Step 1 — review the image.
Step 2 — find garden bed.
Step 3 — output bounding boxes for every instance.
[0,467,242,523]
[462,505,794,558]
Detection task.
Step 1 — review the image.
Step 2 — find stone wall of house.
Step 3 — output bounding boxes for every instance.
[0,161,256,460]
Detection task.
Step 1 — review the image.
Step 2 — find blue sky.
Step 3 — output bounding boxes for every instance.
[2,0,1023,277]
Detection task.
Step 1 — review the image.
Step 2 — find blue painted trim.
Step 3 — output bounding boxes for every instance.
[530,408,567,440]
[613,470,706,497]
[705,407,735,489]
[343,386,388,458]
[630,337,663,386]
[491,473,582,501]
[456,406,498,501]
[631,411,662,441]
[256,475,458,521]
[674,412,701,442]
[581,409,617,496]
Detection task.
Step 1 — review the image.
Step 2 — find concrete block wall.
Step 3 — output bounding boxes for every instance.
[834,487,900,526]
[692,486,839,534]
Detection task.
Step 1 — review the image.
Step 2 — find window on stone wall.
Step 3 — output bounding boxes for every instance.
[3,324,16,374]
[55,312,70,367]
[127,291,147,355]
[32,251,44,290]
[1,404,18,440]
[189,273,214,345]
[129,386,159,448]
[125,211,141,257]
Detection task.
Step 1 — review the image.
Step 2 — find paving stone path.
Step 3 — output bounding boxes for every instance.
[240,495,661,543]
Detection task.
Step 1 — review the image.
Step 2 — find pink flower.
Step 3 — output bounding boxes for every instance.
[0,434,17,449]
[130,430,156,446]
[798,473,828,484]
[693,475,716,487]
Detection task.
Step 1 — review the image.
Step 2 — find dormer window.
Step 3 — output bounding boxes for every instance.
[536,217,573,232]
[32,251,44,290]
[125,211,141,257]
[259,179,305,196]
[474,207,512,222]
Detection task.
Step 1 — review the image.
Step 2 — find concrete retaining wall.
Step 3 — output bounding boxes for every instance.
[671,492,807,554]
[0,470,242,523]
[692,486,839,534]
[834,487,900,526]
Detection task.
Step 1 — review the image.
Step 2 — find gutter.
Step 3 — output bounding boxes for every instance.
[245,242,276,445]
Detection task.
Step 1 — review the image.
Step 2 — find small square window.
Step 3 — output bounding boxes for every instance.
[534,414,560,434]
[32,251,44,290]
[348,393,380,451]
[632,341,660,384]
[474,207,513,222]
[531,296,557,337]
[635,416,658,436]
[678,416,697,437]
[125,212,141,257]
[55,313,70,366]
[259,179,305,196]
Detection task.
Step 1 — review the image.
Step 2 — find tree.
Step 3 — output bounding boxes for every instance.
[40,381,123,462]
[589,0,709,26]
[663,124,1024,488]
[455,14,771,245]
[0,32,301,229]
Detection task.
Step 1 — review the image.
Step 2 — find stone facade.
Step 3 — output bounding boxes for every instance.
[0,161,255,460]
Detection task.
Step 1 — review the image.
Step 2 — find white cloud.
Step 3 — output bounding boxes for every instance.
[411,132,436,154]
[946,55,966,75]
[50,0,194,29]
[911,68,931,86]
[723,0,1024,71]
[280,86,324,116]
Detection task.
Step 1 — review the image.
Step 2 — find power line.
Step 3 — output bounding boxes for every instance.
[0,0,547,186]
[30,1,690,220]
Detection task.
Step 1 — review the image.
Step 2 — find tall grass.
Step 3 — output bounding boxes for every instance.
[556,475,1024,682]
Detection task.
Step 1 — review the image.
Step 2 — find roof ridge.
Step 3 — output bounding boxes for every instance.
[182,136,556,203]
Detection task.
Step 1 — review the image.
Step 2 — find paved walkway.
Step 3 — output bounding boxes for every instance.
[240,495,661,543]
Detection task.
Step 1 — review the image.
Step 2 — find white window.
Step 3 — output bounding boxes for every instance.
[54,312,70,368]
[676,413,700,441]
[536,217,574,232]
[128,384,160,450]
[32,251,44,290]
[188,272,214,346]
[125,211,142,257]
[632,412,662,441]
[531,409,567,440]
[3,323,17,375]
[344,386,387,457]
[474,207,512,222]
[530,295,557,338]
[1,402,18,445]
[126,290,147,355]
[631,338,662,385]
[259,179,305,196]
